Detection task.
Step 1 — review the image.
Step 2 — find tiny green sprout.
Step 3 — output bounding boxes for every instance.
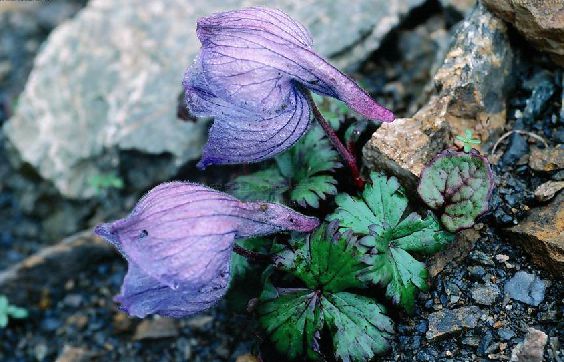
[455,129,481,153]
[89,172,124,194]
[0,295,28,328]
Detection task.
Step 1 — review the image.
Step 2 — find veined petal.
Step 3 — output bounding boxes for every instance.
[195,7,394,122]
[94,182,318,318]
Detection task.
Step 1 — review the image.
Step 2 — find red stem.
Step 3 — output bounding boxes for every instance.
[304,91,365,189]
[233,244,273,264]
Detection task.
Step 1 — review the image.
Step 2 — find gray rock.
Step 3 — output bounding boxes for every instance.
[498,328,516,341]
[471,283,500,306]
[510,328,548,362]
[133,318,179,340]
[426,306,482,341]
[4,0,425,200]
[55,345,95,362]
[363,3,512,189]
[504,271,546,306]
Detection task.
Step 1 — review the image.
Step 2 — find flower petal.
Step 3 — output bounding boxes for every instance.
[195,7,394,122]
[95,182,319,317]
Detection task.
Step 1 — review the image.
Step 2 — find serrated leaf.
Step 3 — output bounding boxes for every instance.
[418,150,494,232]
[328,172,407,235]
[230,237,271,283]
[258,279,323,360]
[228,168,288,202]
[275,223,365,292]
[329,172,454,312]
[291,175,337,208]
[322,292,394,362]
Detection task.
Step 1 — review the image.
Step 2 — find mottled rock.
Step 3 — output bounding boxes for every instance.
[133,318,179,340]
[504,271,546,306]
[4,0,425,200]
[534,181,564,202]
[510,328,548,362]
[236,354,260,362]
[471,283,501,306]
[528,147,564,172]
[482,0,564,66]
[426,306,482,341]
[55,345,95,362]
[0,231,114,305]
[503,194,563,274]
[364,3,512,188]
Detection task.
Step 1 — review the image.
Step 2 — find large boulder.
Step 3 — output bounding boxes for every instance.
[4,0,425,200]
[363,3,513,190]
[482,0,564,67]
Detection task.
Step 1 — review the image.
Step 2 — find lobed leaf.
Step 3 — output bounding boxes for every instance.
[329,172,454,312]
[228,168,288,203]
[257,279,323,360]
[275,223,365,292]
[417,150,494,232]
[322,292,394,362]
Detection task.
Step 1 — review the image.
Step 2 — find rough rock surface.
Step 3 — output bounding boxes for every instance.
[426,306,482,341]
[0,231,114,305]
[504,271,546,307]
[482,0,564,67]
[510,328,548,362]
[528,147,564,172]
[363,3,512,190]
[4,0,425,199]
[133,318,179,340]
[502,193,563,274]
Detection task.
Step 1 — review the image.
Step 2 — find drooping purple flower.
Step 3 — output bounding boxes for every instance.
[94,182,319,318]
[183,7,394,169]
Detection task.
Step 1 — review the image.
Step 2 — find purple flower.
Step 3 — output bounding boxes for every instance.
[184,7,394,169]
[94,182,318,318]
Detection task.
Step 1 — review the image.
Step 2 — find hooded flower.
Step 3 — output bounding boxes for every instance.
[184,7,394,169]
[94,182,319,318]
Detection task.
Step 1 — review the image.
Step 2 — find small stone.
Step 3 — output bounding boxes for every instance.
[463,336,481,347]
[426,306,482,341]
[510,328,548,362]
[471,284,501,306]
[133,318,178,340]
[236,354,260,362]
[495,254,510,263]
[62,294,83,308]
[504,271,546,306]
[534,181,564,202]
[66,314,88,330]
[55,345,94,362]
[185,315,213,330]
[34,344,48,361]
[498,328,516,341]
[470,251,495,266]
[468,266,487,280]
[528,147,564,172]
[112,312,133,333]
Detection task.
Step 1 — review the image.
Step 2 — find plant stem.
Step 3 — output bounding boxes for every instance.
[233,244,273,264]
[304,91,365,189]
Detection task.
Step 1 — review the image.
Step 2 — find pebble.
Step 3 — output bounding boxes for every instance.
[468,266,487,280]
[426,306,482,341]
[471,284,501,306]
[510,327,548,362]
[504,271,546,306]
[133,318,179,340]
[55,345,94,362]
[469,251,495,266]
[498,328,515,341]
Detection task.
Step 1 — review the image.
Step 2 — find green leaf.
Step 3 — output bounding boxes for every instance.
[228,168,288,202]
[257,279,323,360]
[7,306,28,319]
[328,172,407,235]
[311,94,349,129]
[418,150,494,232]
[275,223,365,292]
[329,172,454,312]
[291,175,337,208]
[322,292,394,362]
[0,314,7,328]
[259,224,394,361]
